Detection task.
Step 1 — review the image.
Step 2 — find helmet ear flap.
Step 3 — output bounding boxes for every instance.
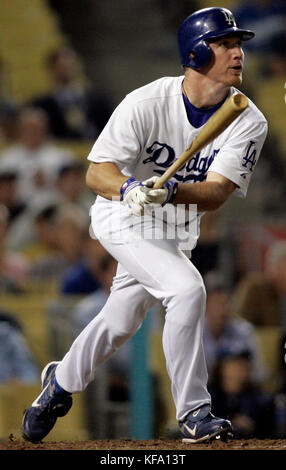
[187,40,212,69]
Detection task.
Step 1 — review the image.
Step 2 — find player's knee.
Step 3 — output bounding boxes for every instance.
[108,323,141,350]
[102,301,146,337]
[165,278,206,326]
[171,275,206,303]
[105,313,144,349]
[180,280,206,313]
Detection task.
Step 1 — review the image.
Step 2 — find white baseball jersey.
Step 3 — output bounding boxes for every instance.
[87,75,267,253]
[88,75,267,199]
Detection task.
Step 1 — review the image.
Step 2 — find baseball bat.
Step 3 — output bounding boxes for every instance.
[153,93,248,189]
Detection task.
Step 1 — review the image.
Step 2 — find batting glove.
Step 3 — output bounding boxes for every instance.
[142,175,178,206]
[120,176,178,216]
[120,177,148,216]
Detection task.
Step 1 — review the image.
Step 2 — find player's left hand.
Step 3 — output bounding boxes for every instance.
[141,176,178,207]
[120,176,178,217]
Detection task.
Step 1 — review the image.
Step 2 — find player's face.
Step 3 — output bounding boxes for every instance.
[206,35,244,87]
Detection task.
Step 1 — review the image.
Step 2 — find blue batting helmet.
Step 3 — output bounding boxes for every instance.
[178,7,255,69]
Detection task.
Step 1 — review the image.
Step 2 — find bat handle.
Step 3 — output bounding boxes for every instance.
[153,147,192,189]
[153,165,182,189]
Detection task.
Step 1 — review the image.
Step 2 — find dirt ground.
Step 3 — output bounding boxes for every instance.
[1,437,286,450]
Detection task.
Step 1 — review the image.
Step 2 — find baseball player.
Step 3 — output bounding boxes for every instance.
[22,7,267,443]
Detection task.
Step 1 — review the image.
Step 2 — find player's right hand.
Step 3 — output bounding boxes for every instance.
[120,176,178,216]
[120,177,148,216]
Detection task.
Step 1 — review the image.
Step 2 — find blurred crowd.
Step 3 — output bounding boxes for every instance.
[0,0,286,440]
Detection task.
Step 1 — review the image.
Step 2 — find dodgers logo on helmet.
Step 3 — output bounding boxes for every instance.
[222,9,236,26]
[178,7,255,69]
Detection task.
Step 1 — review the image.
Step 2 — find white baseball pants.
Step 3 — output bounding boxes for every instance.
[56,201,211,421]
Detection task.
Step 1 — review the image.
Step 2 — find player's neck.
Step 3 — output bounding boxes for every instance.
[182,72,230,109]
